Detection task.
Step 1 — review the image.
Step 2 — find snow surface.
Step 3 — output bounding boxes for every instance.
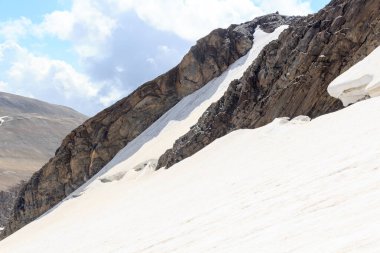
[1,95,380,253]
[327,46,380,106]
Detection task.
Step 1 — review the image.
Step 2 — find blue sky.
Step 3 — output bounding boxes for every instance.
[0,0,330,115]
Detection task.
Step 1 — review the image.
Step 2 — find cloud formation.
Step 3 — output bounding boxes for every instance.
[0,17,32,41]
[0,41,109,114]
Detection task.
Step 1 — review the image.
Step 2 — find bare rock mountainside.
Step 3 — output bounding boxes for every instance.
[0,92,86,227]
[158,0,380,169]
[1,14,293,238]
[1,0,379,240]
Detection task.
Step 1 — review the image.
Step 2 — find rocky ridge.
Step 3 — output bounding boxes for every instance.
[157,0,380,169]
[0,14,293,238]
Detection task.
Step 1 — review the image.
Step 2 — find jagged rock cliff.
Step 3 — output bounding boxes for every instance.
[157,0,380,169]
[0,15,291,238]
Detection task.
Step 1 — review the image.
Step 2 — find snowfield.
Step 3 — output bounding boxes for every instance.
[1,96,380,253]
[328,46,380,106]
[1,26,380,252]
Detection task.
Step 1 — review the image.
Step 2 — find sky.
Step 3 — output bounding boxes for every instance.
[0,0,330,116]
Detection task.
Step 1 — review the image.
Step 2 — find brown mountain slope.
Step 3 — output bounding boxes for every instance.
[0,92,87,191]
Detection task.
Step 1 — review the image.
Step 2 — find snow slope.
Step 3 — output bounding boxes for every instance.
[328,46,380,106]
[2,25,380,252]
[1,94,380,253]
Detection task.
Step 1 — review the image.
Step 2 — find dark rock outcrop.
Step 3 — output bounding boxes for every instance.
[0,182,25,229]
[0,14,290,238]
[157,0,380,169]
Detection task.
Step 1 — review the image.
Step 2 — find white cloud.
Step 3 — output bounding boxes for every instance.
[0,17,32,41]
[0,80,8,90]
[131,0,264,41]
[158,45,170,53]
[2,41,99,99]
[0,41,122,114]
[37,0,116,58]
[99,86,125,106]
[104,0,312,41]
[146,58,155,64]
[254,0,312,16]
[37,11,74,40]
[36,0,312,48]
[115,66,124,73]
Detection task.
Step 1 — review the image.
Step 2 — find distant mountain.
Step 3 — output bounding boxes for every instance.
[0,92,87,191]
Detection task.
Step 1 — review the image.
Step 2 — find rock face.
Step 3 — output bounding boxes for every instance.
[0,182,24,229]
[1,15,284,238]
[157,0,380,169]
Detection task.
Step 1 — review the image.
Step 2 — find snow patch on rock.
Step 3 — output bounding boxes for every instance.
[0,116,12,126]
[327,46,380,106]
[269,115,310,127]
[290,115,311,124]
